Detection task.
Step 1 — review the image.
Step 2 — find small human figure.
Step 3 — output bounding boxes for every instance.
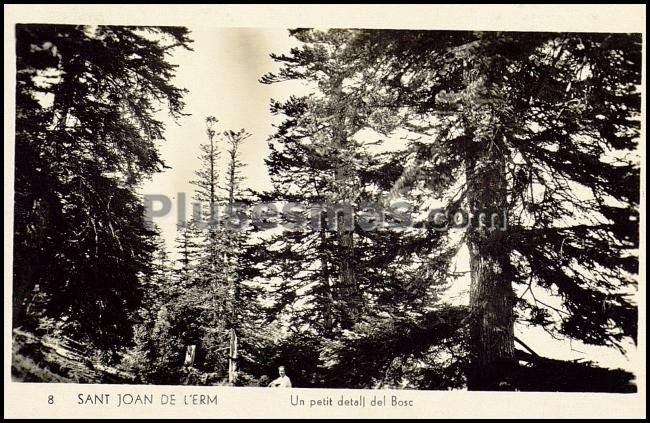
[268,365,292,388]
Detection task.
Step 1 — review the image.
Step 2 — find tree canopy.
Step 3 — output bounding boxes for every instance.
[14,24,192,352]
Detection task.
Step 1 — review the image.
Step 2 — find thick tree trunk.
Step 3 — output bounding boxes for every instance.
[465,137,516,390]
[330,75,362,329]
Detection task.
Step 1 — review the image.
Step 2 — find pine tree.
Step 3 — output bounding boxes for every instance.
[221,128,252,382]
[259,29,460,387]
[173,118,256,382]
[336,29,641,390]
[260,29,370,335]
[13,24,192,353]
[181,116,231,376]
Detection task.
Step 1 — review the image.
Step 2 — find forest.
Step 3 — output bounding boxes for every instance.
[12,25,641,392]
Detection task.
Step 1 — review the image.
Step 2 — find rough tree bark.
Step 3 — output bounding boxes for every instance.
[465,135,516,390]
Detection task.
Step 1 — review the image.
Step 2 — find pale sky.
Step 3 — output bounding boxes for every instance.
[139,27,638,375]
[140,27,306,246]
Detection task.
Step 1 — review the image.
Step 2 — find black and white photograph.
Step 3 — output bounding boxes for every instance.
[4,4,646,419]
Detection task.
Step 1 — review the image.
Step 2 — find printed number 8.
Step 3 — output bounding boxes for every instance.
[48,395,54,404]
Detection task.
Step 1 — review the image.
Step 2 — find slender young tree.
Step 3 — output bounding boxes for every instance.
[221,128,251,382]
[179,118,256,382]
[183,116,231,375]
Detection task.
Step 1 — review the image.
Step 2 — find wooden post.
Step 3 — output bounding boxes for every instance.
[228,329,238,383]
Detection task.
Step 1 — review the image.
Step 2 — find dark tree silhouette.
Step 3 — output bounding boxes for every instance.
[13,24,192,353]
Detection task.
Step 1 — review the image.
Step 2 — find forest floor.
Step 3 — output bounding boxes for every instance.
[11,330,134,384]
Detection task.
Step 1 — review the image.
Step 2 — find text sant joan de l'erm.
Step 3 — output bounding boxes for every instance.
[77,393,217,407]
